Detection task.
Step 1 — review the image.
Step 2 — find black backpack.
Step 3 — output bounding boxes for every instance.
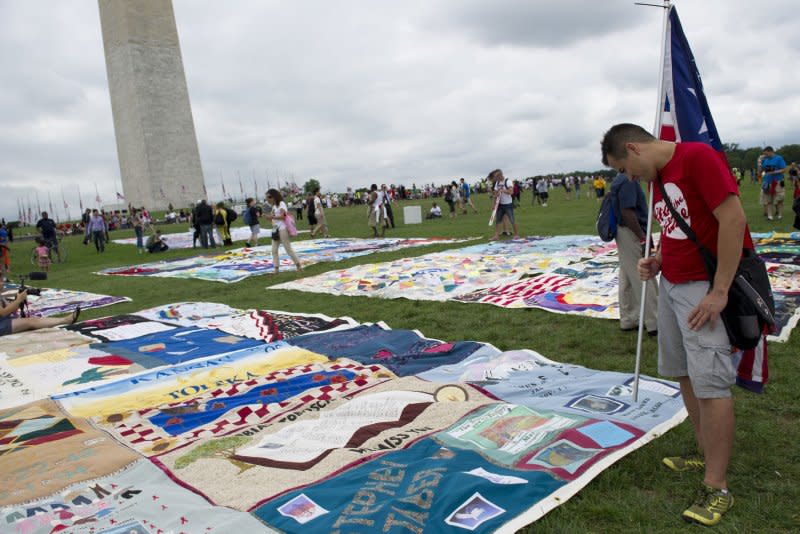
[226,207,237,223]
[596,194,617,242]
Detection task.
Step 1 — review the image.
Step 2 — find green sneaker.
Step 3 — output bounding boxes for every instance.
[663,455,705,472]
[682,484,734,526]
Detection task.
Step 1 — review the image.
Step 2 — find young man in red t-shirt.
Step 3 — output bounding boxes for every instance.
[601,123,747,526]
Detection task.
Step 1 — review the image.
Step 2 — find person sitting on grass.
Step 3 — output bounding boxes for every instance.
[146,230,169,253]
[0,271,80,336]
[427,202,442,219]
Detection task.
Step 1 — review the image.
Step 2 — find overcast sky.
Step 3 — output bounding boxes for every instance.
[2,0,799,221]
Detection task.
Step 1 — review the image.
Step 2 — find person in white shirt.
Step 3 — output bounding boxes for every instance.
[427,202,442,219]
[368,184,387,237]
[536,178,549,207]
[489,169,520,240]
[310,187,330,238]
[265,189,302,273]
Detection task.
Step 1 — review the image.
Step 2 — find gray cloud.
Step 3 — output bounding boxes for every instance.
[427,0,649,49]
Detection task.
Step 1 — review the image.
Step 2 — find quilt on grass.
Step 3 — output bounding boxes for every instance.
[112,225,307,249]
[96,237,476,283]
[753,231,800,266]
[1,301,687,533]
[0,286,130,317]
[273,234,800,342]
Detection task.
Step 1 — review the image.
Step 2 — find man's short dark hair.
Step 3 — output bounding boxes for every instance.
[764,146,774,153]
[601,123,656,166]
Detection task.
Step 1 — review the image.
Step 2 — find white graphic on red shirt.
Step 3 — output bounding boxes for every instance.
[654,182,690,240]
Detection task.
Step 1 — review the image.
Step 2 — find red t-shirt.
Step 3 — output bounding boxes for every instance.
[654,142,753,284]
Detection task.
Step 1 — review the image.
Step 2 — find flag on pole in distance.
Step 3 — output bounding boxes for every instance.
[116,192,125,201]
[659,5,767,393]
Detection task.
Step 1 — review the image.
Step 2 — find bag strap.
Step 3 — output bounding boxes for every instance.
[655,174,718,279]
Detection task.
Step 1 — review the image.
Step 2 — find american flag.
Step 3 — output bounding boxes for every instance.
[658,5,767,393]
[658,6,723,151]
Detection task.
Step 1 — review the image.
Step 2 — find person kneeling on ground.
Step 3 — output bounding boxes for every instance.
[0,272,80,335]
[427,202,442,219]
[146,230,169,253]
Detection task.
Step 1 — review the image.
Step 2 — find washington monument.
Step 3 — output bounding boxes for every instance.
[98,0,205,210]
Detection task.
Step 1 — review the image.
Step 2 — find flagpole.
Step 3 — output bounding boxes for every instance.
[633,0,671,403]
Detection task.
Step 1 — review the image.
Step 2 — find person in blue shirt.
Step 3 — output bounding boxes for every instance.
[760,146,786,221]
[610,172,658,335]
[460,178,478,214]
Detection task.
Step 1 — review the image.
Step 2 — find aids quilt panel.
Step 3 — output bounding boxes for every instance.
[274,233,800,342]
[1,302,687,533]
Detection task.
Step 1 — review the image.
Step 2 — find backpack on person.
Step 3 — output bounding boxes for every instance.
[444,189,453,202]
[596,194,617,242]
[226,207,237,223]
[242,207,253,226]
[214,211,225,225]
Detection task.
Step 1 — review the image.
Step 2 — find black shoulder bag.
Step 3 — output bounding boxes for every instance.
[656,176,775,349]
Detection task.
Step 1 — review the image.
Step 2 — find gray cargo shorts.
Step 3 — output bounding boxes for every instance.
[657,278,736,399]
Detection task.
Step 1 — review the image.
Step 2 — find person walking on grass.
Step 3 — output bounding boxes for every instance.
[34,238,50,272]
[602,123,745,527]
[310,187,330,238]
[266,189,302,273]
[36,212,61,263]
[488,169,519,240]
[81,208,91,244]
[132,208,145,254]
[460,178,478,214]
[194,199,216,249]
[445,182,458,218]
[593,175,606,202]
[244,197,262,247]
[537,177,550,207]
[760,146,786,221]
[215,202,232,246]
[382,184,396,228]
[368,184,387,237]
[306,192,318,231]
[87,209,106,253]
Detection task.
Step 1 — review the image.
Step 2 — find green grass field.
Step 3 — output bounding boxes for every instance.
[6,182,799,533]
